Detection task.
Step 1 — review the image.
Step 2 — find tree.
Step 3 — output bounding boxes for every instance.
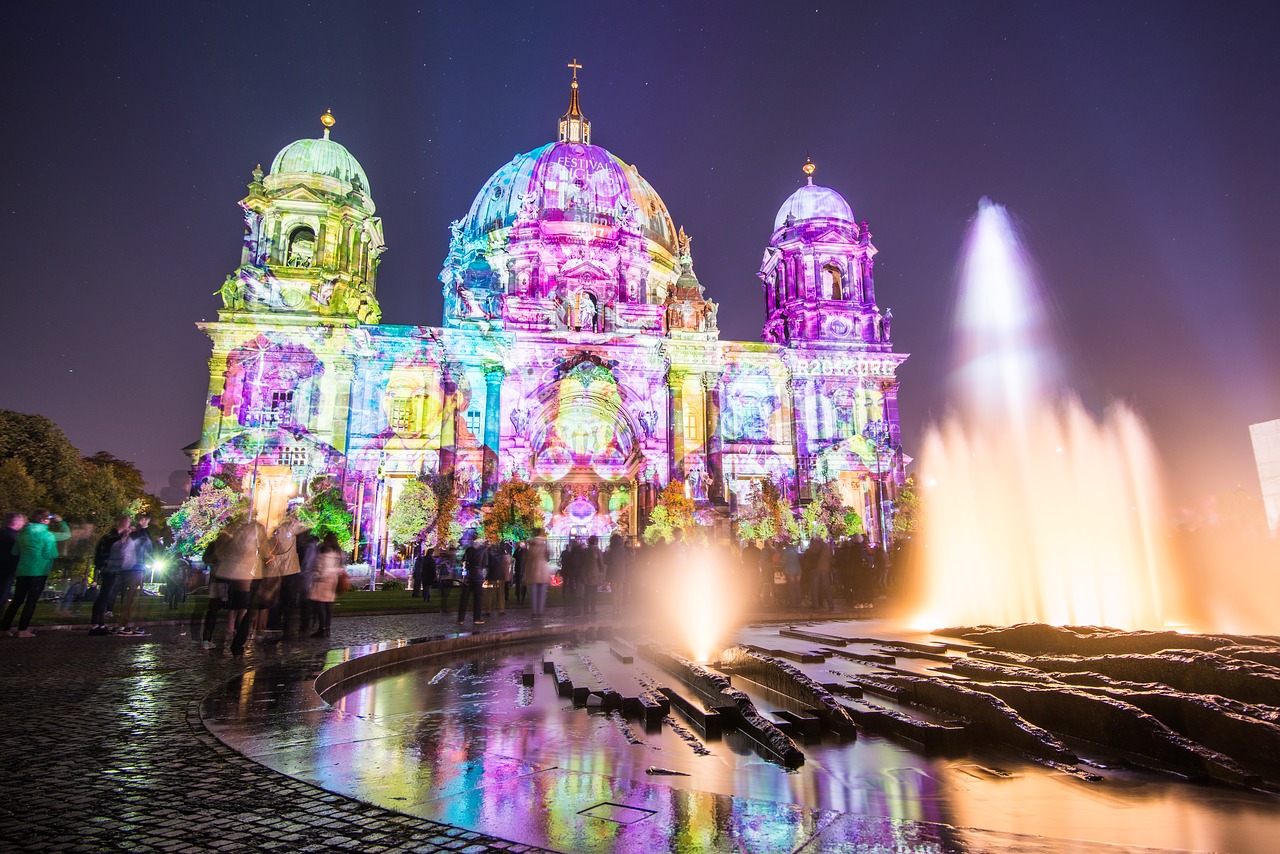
[800,480,863,542]
[296,478,354,550]
[83,452,146,497]
[428,473,462,548]
[0,410,87,512]
[483,475,543,543]
[0,458,43,513]
[643,479,697,544]
[168,479,247,557]
[735,480,796,544]
[892,475,920,539]
[388,477,438,548]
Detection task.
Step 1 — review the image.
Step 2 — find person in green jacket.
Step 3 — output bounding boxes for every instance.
[2,509,71,637]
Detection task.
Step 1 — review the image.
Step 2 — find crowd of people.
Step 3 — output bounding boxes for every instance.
[199,514,347,654]
[0,500,904,641]
[408,527,904,627]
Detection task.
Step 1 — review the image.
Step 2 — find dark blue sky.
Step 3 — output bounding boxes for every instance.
[2,1,1277,509]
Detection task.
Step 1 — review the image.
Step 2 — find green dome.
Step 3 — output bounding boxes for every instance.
[270,137,370,193]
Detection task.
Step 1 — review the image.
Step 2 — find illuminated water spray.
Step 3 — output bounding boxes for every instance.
[914,200,1178,630]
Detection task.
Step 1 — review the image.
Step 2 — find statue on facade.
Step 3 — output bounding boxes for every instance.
[219,274,245,310]
[516,190,540,222]
[616,198,639,229]
[687,460,708,502]
[578,293,597,331]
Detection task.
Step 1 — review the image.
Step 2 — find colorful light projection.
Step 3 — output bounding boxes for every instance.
[193,86,907,561]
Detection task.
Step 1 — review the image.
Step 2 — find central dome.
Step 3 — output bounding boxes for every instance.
[461,142,677,255]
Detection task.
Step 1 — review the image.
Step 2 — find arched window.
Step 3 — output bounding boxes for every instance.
[821,264,844,300]
[287,226,317,267]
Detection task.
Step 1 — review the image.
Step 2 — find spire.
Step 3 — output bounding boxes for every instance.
[803,154,815,185]
[558,59,591,145]
[321,108,335,140]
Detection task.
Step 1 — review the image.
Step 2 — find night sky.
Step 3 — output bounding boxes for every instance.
[2,2,1277,511]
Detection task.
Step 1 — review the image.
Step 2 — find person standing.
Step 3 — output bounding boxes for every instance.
[89,515,131,635]
[456,534,488,627]
[581,535,604,616]
[1,510,71,637]
[524,528,551,618]
[781,541,802,608]
[413,547,436,604]
[266,516,305,641]
[296,529,319,633]
[200,527,233,649]
[488,540,512,615]
[222,516,269,656]
[114,512,155,637]
[807,536,835,612]
[308,533,343,638]
[0,513,25,617]
[512,540,527,607]
[604,533,630,615]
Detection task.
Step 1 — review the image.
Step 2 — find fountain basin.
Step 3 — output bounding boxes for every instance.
[201,621,1280,853]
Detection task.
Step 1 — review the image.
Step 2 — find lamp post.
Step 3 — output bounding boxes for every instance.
[863,420,897,553]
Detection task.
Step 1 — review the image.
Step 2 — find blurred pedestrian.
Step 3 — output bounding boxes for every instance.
[222,516,269,656]
[488,540,512,614]
[604,533,630,615]
[413,546,436,604]
[266,516,305,641]
[89,515,130,635]
[308,533,343,638]
[457,534,488,627]
[512,540,527,606]
[2,510,71,637]
[115,512,155,637]
[781,541,802,608]
[200,527,233,649]
[524,528,551,617]
[0,512,24,617]
[807,536,835,611]
[582,535,604,616]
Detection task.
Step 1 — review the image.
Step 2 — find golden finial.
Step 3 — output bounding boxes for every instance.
[803,155,816,184]
[568,58,582,88]
[321,108,335,139]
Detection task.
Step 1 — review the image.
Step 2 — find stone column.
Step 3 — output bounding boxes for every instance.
[438,367,459,477]
[667,367,687,482]
[481,365,506,500]
[702,370,724,503]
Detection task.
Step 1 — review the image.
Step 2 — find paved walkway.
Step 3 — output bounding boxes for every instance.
[0,605,564,853]
[0,597,878,853]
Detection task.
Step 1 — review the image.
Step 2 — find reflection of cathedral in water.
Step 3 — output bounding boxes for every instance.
[191,73,907,558]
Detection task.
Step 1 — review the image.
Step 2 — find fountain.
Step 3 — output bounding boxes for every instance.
[912,199,1184,631]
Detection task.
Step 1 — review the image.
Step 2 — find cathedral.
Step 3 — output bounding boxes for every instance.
[192,71,907,561]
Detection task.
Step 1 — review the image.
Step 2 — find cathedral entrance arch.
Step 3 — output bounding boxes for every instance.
[527,356,641,538]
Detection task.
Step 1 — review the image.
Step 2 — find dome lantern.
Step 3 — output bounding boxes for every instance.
[558,58,591,145]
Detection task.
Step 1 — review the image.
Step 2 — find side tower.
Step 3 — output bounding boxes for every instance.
[224,110,384,323]
[192,112,383,526]
[760,160,908,548]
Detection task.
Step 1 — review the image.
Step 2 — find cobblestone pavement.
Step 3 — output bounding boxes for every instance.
[0,602,564,853]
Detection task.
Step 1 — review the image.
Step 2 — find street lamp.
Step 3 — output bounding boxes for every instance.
[863,420,897,553]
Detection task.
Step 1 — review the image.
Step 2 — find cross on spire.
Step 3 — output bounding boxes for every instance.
[559,58,591,144]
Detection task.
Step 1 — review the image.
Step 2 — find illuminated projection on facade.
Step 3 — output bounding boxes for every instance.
[192,77,908,558]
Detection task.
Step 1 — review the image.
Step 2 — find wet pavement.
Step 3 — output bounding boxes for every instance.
[3,604,1274,852]
[0,605,554,853]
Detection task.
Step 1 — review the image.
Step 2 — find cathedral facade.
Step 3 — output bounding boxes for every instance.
[192,78,907,560]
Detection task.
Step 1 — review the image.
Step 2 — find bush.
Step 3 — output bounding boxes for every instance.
[380,578,406,591]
